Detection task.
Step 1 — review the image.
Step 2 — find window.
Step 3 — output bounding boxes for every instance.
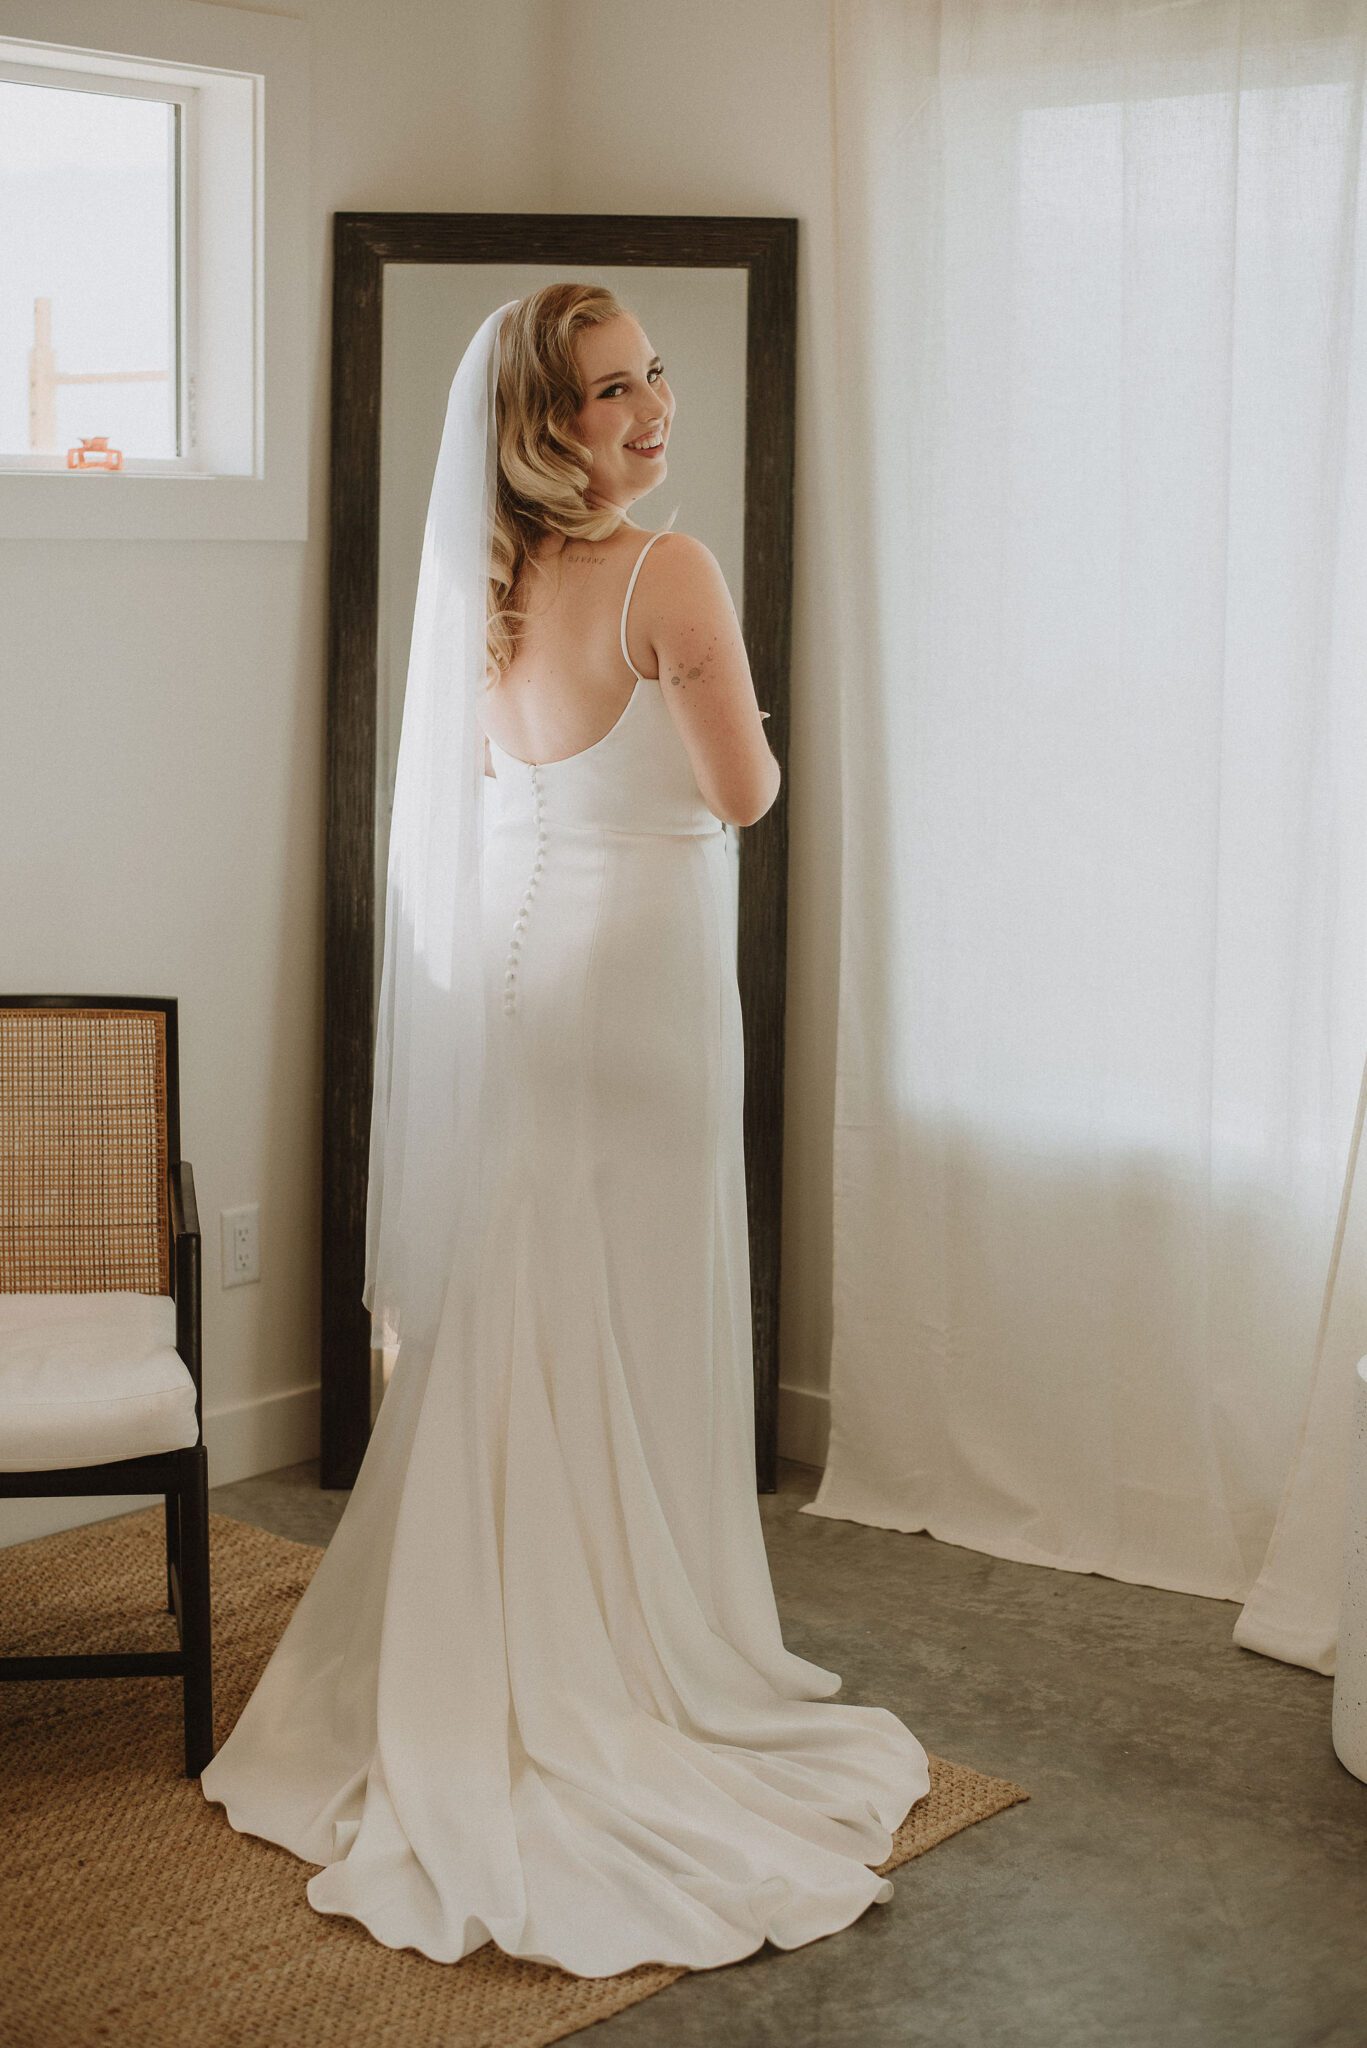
[1,67,184,470]
[0,2,308,540]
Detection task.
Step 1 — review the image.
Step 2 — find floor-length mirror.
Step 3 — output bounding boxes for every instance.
[323,215,796,1492]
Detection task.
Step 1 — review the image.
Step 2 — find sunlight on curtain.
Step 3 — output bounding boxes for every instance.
[808,0,1367,1671]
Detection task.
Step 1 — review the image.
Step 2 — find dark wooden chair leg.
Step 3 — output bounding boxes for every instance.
[178,1444,214,1777]
[164,1488,180,1614]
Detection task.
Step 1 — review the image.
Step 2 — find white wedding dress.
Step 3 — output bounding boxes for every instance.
[200,529,931,1978]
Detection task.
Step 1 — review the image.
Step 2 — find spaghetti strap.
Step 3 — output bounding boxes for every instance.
[619,522,675,679]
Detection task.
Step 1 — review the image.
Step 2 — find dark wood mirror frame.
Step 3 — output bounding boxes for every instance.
[321,211,796,1493]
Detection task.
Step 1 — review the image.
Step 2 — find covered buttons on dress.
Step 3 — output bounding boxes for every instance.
[502,762,547,1016]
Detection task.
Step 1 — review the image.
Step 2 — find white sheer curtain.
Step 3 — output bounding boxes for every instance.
[806,0,1367,1675]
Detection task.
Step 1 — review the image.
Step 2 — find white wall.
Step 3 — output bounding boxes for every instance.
[1,0,839,1544]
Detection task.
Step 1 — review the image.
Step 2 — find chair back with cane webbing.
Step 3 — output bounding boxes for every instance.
[0,1006,172,1296]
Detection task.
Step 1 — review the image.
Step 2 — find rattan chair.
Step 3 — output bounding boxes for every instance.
[0,996,213,1777]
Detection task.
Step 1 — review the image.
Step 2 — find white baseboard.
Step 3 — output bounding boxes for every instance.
[777,1381,830,1470]
[0,1381,320,1551]
[204,1379,321,1488]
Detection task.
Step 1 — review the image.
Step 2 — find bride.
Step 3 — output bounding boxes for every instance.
[200,282,930,1979]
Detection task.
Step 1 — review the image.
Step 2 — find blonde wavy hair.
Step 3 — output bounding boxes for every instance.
[486,282,635,684]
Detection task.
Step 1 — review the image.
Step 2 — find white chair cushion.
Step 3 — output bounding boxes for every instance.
[0,1291,200,1473]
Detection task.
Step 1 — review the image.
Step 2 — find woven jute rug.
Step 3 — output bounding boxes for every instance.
[0,1505,1029,2048]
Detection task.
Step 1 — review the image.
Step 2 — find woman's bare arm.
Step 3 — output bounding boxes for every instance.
[635,534,780,828]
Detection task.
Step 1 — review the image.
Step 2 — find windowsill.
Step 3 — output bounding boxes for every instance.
[0,466,253,482]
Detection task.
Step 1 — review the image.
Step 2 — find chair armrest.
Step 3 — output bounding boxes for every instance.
[169,1160,203,1418]
[170,1157,200,1243]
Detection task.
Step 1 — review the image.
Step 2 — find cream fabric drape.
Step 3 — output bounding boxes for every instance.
[806,0,1367,1673]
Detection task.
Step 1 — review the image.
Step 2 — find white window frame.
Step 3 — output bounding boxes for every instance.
[0,0,308,540]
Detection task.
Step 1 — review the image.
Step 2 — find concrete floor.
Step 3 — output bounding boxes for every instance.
[209,1459,1367,2048]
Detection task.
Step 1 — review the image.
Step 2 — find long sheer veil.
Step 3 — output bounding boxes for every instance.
[362,298,519,1374]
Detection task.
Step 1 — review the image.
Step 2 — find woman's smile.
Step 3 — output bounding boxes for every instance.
[572,312,675,509]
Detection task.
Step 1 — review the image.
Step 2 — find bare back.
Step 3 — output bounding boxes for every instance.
[482,518,779,827]
[481,524,661,770]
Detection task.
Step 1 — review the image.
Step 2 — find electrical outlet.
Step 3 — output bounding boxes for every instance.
[221,1203,260,1288]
